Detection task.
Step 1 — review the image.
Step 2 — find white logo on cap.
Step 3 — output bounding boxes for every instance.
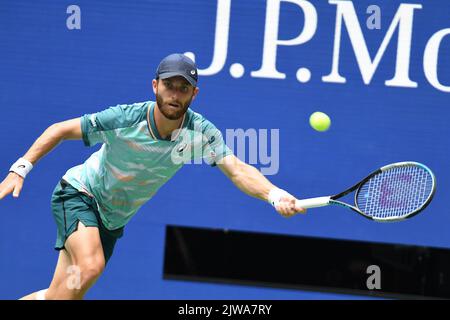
[190,70,196,75]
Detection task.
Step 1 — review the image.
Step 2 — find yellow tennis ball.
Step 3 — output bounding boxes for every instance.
[309,112,331,132]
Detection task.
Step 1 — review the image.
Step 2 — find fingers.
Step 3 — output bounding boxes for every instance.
[294,202,307,214]
[0,180,10,200]
[276,197,307,218]
[0,173,24,200]
[0,189,7,200]
[0,184,13,200]
[13,180,23,198]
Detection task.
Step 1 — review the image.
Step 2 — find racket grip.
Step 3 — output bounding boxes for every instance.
[295,196,331,209]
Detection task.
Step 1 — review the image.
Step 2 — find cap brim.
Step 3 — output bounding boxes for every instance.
[158,72,197,87]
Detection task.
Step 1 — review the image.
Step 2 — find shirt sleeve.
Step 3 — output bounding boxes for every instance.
[80,102,148,147]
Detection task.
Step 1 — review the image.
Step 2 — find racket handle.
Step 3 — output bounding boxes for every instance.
[296,196,331,209]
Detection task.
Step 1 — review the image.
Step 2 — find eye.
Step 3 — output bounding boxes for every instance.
[164,81,172,89]
[181,86,189,93]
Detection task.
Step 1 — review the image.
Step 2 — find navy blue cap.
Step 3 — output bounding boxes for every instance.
[156,53,198,87]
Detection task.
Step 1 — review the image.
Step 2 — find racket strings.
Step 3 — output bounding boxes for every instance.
[357,165,434,219]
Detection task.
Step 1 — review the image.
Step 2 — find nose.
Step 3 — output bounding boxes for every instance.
[171,91,179,100]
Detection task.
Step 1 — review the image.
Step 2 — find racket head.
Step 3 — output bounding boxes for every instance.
[353,162,436,222]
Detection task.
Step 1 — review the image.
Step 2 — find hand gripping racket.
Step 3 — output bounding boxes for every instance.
[295,162,436,222]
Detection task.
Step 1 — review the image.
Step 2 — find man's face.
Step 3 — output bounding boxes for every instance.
[153,76,199,120]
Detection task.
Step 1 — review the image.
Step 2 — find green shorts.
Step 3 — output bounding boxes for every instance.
[51,179,124,263]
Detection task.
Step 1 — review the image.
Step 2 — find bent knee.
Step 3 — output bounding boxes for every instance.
[76,256,105,282]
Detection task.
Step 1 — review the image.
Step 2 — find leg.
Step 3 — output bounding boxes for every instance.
[54,221,106,299]
[20,181,111,300]
[19,249,73,300]
[19,221,105,300]
[19,290,47,300]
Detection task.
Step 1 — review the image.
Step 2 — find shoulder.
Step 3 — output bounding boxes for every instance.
[186,109,219,132]
[86,101,151,131]
[111,101,149,122]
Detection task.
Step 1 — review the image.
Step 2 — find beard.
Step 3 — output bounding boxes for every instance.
[155,92,193,120]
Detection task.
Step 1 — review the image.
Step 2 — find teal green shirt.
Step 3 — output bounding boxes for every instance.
[62,101,232,230]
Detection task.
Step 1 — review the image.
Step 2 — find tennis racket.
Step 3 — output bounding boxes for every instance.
[295,162,436,222]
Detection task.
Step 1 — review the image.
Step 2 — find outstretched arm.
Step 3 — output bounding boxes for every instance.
[217,154,306,217]
[0,118,82,200]
[22,118,83,164]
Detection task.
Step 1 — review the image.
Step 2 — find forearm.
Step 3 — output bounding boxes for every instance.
[1,124,64,199]
[2,119,81,199]
[230,163,276,202]
[22,124,65,165]
[219,155,304,216]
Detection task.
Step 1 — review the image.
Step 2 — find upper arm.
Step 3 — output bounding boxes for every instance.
[53,118,83,140]
[217,154,244,180]
[80,102,148,147]
[197,118,233,167]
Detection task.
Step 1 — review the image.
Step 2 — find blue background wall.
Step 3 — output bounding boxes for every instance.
[0,0,448,299]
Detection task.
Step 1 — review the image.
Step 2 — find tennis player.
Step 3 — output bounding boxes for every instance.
[0,53,306,300]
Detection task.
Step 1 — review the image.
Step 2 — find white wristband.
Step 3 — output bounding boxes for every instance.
[268,188,287,208]
[9,157,33,178]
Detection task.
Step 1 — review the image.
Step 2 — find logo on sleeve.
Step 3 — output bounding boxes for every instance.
[89,114,98,128]
[177,143,188,153]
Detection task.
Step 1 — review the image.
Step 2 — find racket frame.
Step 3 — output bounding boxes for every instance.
[353,161,436,222]
[297,162,436,222]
